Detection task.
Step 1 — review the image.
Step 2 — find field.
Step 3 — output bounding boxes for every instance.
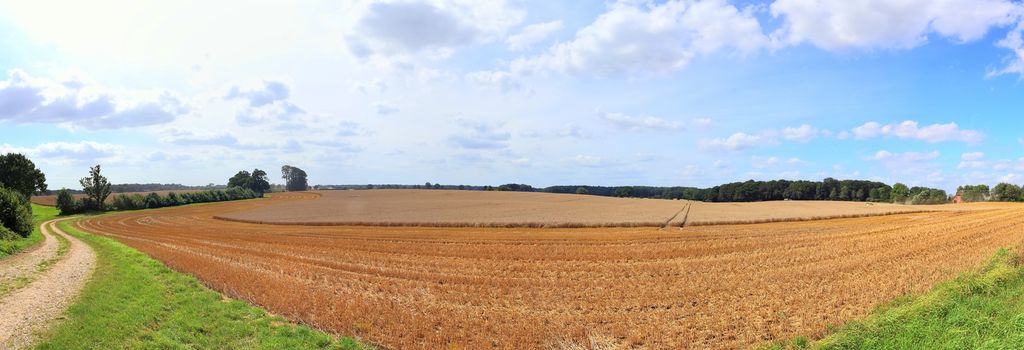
[213,190,970,227]
[30,190,199,206]
[74,192,1024,349]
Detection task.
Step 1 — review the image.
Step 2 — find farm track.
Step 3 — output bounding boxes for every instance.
[0,220,96,349]
[76,198,1024,349]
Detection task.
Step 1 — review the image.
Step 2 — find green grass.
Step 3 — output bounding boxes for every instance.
[0,204,58,258]
[768,248,1024,350]
[34,219,371,350]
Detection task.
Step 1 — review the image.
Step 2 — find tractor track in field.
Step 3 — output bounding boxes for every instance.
[0,219,96,349]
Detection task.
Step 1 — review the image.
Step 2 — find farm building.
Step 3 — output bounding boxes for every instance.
[952,195,963,204]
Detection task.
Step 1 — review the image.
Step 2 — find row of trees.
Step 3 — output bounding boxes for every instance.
[0,154,48,240]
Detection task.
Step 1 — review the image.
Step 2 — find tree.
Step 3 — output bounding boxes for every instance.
[56,189,80,215]
[891,183,910,203]
[957,184,990,202]
[0,186,32,238]
[281,165,309,192]
[575,187,589,195]
[228,170,252,189]
[80,164,112,211]
[992,183,1023,202]
[249,169,271,194]
[0,153,48,200]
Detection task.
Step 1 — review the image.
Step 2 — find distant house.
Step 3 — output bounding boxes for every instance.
[952,195,963,204]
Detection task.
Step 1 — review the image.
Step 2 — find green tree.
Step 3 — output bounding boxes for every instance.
[227,170,252,189]
[575,187,589,195]
[80,165,112,211]
[0,153,48,200]
[891,183,910,203]
[281,165,309,192]
[249,169,271,194]
[991,183,1023,202]
[56,188,80,215]
[0,186,32,238]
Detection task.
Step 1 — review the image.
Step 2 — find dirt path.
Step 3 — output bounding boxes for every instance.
[0,220,63,289]
[0,219,96,349]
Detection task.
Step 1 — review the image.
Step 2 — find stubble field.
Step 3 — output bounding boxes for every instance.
[74,191,1024,349]
[213,190,972,227]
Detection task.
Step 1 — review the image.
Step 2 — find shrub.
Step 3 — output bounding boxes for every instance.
[144,192,163,209]
[0,225,17,240]
[0,186,32,238]
[165,192,181,207]
[111,194,137,211]
[56,188,81,215]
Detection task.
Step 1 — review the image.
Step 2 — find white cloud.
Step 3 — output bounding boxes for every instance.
[506,0,768,76]
[1,141,127,166]
[346,0,525,59]
[225,81,289,107]
[958,151,987,169]
[782,124,819,142]
[770,0,1021,51]
[699,131,776,151]
[599,111,684,131]
[506,20,563,51]
[464,70,522,92]
[0,70,188,130]
[869,150,940,162]
[851,120,983,143]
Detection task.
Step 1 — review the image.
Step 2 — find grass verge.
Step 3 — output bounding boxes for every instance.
[768,248,1024,349]
[34,219,371,350]
[0,204,58,259]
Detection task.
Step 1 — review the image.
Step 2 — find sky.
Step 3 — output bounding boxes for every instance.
[1,0,1024,192]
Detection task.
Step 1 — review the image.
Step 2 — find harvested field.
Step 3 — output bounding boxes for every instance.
[31,191,199,206]
[76,196,1024,349]
[214,190,970,227]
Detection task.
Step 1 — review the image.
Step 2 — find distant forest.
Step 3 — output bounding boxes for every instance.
[319,178,951,204]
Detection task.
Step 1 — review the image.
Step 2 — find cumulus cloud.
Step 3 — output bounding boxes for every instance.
[448,120,511,150]
[479,0,767,80]
[346,0,524,59]
[0,70,188,130]
[699,131,777,151]
[506,20,563,51]
[600,111,684,131]
[769,0,1020,51]
[782,124,819,142]
[851,120,983,143]
[160,130,239,146]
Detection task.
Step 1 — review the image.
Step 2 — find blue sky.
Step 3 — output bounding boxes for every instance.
[1,0,1023,191]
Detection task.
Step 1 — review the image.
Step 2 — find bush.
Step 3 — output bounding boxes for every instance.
[56,188,81,215]
[164,192,181,207]
[111,194,137,211]
[0,225,18,240]
[0,186,32,238]
[144,192,163,209]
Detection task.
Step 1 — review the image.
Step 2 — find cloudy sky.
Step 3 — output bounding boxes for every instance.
[1,0,1023,191]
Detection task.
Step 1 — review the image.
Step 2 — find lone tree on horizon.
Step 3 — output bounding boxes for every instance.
[281,165,308,192]
[80,164,111,211]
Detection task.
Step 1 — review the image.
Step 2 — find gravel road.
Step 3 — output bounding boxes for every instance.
[0,220,96,349]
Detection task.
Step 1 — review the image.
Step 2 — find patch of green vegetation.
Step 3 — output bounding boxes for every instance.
[0,204,58,258]
[35,219,371,350]
[768,248,1024,349]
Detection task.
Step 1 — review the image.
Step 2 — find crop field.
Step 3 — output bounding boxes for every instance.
[30,190,199,206]
[213,190,972,227]
[74,194,1024,349]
